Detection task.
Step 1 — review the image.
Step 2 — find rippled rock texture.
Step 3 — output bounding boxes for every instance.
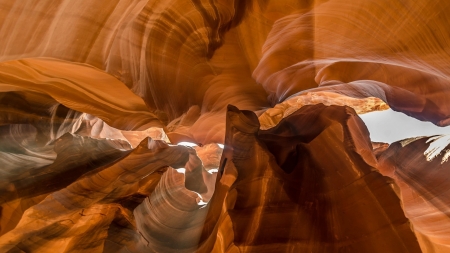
[1,0,450,252]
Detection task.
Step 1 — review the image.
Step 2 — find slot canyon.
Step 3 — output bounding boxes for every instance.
[1,0,450,252]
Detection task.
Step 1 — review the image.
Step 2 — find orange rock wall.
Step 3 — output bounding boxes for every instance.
[1,0,450,252]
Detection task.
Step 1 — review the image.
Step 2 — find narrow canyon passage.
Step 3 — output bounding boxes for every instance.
[1,0,450,252]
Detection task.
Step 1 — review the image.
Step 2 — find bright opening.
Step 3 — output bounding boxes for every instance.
[177,142,198,147]
[359,109,450,144]
[207,168,219,174]
[175,168,186,174]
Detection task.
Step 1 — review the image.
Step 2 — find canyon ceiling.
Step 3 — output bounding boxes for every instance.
[1,0,450,252]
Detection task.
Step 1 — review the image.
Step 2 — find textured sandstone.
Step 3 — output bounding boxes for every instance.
[1,0,450,252]
[378,137,450,253]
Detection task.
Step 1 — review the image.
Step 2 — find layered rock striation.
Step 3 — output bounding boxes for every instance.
[1,0,450,252]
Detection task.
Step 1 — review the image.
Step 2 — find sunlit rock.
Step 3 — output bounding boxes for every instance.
[1,0,450,252]
[259,92,388,130]
[378,137,450,252]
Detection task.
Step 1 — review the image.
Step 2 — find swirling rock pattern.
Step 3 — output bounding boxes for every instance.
[1,0,450,252]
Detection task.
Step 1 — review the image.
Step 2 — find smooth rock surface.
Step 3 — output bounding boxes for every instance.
[1,0,450,252]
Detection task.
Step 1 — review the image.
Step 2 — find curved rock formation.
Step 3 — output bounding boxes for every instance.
[197,105,420,252]
[0,58,163,130]
[378,136,450,252]
[1,0,450,252]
